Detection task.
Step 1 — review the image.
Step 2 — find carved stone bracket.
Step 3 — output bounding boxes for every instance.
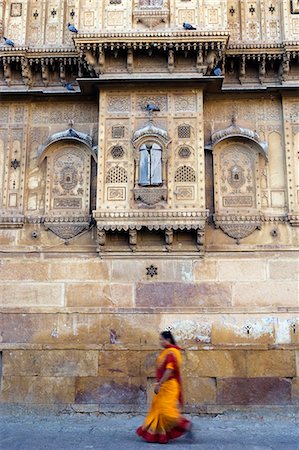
[134,186,167,205]
[214,215,262,244]
[129,229,138,251]
[133,9,169,29]
[44,216,91,241]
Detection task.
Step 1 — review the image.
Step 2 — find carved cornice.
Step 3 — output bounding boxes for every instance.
[94,209,207,231]
[288,214,299,227]
[0,215,24,228]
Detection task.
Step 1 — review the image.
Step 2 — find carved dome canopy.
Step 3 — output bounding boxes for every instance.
[38,128,97,163]
[211,119,268,160]
[132,121,170,144]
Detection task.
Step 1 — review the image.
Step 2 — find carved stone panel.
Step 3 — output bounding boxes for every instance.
[45,144,91,215]
[215,143,257,212]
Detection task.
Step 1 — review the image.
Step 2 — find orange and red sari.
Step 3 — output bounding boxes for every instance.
[136,344,191,444]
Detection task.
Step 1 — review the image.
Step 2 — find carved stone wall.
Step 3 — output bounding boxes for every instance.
[95,87,205,243]
[1,0,299,46]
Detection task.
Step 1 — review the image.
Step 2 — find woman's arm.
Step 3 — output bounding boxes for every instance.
[154,368,173,394]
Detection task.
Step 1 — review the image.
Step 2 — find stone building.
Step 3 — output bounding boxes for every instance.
[0,0,298,410]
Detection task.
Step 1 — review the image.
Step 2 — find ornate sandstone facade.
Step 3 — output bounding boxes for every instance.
[0,0,298,410]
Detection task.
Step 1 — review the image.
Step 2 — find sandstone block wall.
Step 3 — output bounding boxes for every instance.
[0,253,298,411]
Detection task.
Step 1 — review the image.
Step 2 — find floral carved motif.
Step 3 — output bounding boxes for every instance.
[134,187,167,205]
[215,221,261,244]
[107,96,131,113]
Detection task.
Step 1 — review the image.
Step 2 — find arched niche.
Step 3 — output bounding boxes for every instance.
[211,125,268,243]
[37,128,97,240]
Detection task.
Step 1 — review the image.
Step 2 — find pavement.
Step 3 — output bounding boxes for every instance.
[0,409,298,450]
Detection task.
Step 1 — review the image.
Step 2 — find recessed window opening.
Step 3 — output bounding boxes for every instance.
[139,142,162,186]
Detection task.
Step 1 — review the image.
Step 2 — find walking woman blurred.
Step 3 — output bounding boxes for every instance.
[136,330,192,444]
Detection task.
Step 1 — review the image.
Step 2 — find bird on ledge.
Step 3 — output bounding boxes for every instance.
[67,23,78,33]
[3,36,14,47]
[183,22,196,30]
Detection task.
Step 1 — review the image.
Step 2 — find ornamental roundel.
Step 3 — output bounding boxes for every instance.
[178,146,191,158]
[111,145,125,159]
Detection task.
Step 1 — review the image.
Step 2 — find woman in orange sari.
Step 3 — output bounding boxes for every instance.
[136,330,192,444]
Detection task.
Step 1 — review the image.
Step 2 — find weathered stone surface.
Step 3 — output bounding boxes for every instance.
[139,351,158,377]
[100,313,160,346]
[183,377,216,404]
[291,378,299,404]
[193,259,217,282]
[274,317,299,345]
[0,376,75,404]
[182,351,247,378]
[269,259,299,280]
[112,260,192,283]
[218,260,266,282]
[0,313,102,345]
[3,350,98,377]
[0,283,64,307]
[50,260,109,281]
[296,350,299,376]
[211,316,275,345]
[99,351,141,378]
[233,281,298,307]
[246,350,296,377]
[66,283,133,307]
[75,377,146,405]
[136,282,231,307]
[159,314,212,344]
[217,378,292,405]
[0,260,49,281]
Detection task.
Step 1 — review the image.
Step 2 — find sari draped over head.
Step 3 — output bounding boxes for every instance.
[136,344,191,444]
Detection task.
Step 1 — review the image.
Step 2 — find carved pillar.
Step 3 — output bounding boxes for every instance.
[127,48,133,73]
[99,48,105,74]
[196,228,205,250]
[259,54,266,84]
[165,228,173,251]
[3,58,11,86]
[168,49,174,73]
[239,54,246,81]
[41,59,49,86]
[97,229,106,251]
[21,57,32,87]
[129,229,137,251]
[196,45,203,72]
[280,52,290,82]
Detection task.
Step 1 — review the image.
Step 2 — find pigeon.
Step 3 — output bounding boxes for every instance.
[145,102,160,112]
[213,67,222,76]
[65,82,75,91]
[68,128,80,139]
[183,22,196,30]
[3,36,14,47]
[67,23,78,33]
